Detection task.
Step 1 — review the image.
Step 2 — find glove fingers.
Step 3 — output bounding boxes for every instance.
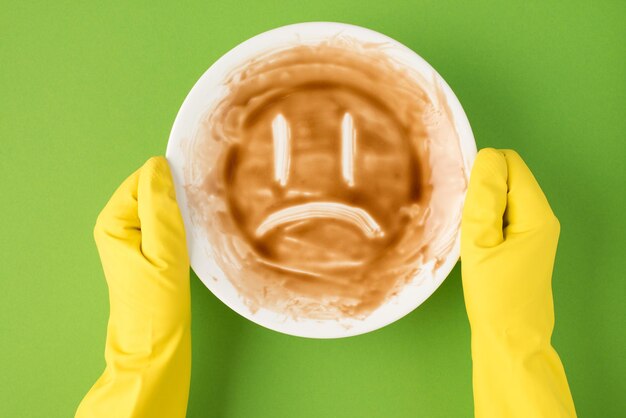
[461,148,508,249]
[501,150,557,232]
[94,167,141,243]
[137,157,189,269]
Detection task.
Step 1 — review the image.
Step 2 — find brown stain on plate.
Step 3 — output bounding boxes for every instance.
[184,36,467,320]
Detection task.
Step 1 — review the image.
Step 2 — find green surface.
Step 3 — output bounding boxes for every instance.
[1,1,624,417]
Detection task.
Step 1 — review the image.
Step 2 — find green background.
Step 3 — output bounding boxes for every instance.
[1,1,624,417]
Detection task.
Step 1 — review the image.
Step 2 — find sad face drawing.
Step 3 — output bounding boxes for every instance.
[223,90,421,277]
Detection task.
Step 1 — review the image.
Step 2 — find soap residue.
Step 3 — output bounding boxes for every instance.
[183,36,467,320]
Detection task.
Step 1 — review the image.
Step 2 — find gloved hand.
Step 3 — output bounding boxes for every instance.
[461,148,577,418]
[76,157,191,418]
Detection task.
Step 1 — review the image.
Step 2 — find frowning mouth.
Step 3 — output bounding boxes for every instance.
[254,201,385,239]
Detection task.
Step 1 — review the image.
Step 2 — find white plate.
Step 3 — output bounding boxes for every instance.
[166,22,476,338]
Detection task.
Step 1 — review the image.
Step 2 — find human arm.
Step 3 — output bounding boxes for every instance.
[75,157,191,418]
[461,148,577,417]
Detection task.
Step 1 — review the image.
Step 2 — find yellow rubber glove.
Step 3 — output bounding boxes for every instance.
[76,157,191,418]
[461,148,577,418]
